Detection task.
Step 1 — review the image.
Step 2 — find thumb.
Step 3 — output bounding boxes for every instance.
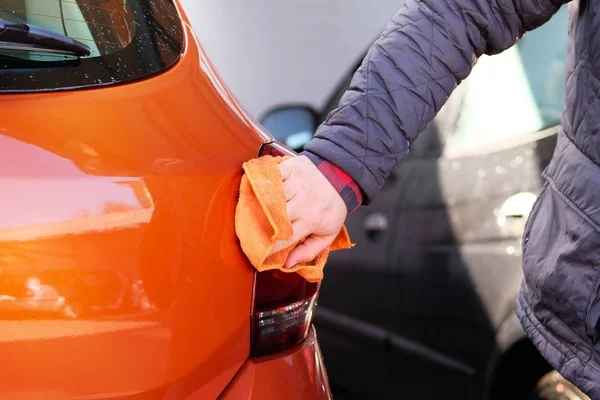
[284,235,335,269]
[269,221,310,256]
[270,237,297,256]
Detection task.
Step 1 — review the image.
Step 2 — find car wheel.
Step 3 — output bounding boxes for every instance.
[533,371,590,400]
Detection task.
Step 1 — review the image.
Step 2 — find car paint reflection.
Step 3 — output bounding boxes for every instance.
[0,135,158,320]
[0,271,157,320]
[0,276,70,318]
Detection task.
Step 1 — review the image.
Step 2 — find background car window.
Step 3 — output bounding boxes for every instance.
[0,0,183,92]
[444,7,568,153]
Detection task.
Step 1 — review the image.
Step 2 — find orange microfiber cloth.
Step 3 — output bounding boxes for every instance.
[235,155,353,283]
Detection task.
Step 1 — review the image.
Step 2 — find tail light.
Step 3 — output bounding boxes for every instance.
[251,270,320,358]
[250,140,320,358]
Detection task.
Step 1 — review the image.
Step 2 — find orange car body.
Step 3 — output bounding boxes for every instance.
[0,2,330,399]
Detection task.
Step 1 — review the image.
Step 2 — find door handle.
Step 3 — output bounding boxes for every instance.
[496,192,537,235]
[364,213,388,240]
[503,211,526,220]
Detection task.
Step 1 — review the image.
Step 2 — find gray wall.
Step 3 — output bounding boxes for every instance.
[180,1,402,119]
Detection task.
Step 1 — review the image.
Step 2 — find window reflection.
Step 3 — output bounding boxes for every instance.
[0,268,157,320]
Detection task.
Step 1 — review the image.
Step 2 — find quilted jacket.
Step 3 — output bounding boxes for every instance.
[303,0,600,397]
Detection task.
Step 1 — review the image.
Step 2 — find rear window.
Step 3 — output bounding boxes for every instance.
[0,0,184,92]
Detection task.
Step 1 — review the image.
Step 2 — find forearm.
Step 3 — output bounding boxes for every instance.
[304,0,565,202]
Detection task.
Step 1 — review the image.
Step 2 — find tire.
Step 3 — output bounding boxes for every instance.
[533,371,590,400]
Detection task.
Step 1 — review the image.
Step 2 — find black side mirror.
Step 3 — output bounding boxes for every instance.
[260,105,319,152]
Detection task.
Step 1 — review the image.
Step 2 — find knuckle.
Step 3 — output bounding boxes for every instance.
[293,222,310,240]
[285,203,293,217]
[284,183,296,200]
[302,215,318,230]
[279,163,290,176]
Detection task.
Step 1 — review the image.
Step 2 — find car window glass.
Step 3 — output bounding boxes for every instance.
[0,0,183,92]
[0,0,136,60]
[444,6,568,153]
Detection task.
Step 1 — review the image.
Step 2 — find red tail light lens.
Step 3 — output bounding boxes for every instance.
[250,140,320,358]
[251,270,319,358]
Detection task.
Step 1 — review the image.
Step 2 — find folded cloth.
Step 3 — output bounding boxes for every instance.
[235,155,353,283]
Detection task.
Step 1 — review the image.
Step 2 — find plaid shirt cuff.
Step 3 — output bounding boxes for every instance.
[302,152,363,215]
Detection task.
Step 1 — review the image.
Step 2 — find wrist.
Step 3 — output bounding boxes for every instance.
[301,151,363,215]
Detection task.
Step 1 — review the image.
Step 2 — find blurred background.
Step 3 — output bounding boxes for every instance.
[182,2,571,399]
[180,0,401,119]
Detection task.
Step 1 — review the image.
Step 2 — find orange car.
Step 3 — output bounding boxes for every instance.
[0,1,330,399]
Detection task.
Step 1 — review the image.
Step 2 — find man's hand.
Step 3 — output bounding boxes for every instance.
[269,155,347,268]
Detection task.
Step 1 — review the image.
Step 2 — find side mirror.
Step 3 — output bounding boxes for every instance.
[260,105,319,151]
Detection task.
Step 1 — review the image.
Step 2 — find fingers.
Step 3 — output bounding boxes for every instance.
[269,220,310,255]
[286,198,301,221]
[279,161,292,181]
[283,180,296,201]
[270,238,295,256]
[284,235,335,268]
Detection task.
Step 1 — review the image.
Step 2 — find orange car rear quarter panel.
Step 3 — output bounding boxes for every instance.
[0,12,262,399]
[220,329,332,400]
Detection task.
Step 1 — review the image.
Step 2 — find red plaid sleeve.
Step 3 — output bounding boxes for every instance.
[302,152,363,215]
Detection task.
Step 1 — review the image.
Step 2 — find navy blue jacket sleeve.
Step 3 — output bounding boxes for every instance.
[303,0,566,202]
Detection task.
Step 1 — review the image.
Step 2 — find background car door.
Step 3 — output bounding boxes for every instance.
[316,7,568,399]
